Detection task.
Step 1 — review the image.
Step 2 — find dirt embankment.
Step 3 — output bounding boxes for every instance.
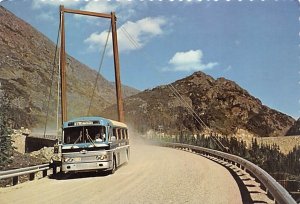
[257,136,300,154]
[233,130,300,154]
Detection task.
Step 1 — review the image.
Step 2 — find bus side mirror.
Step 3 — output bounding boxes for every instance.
[111,136,116,141]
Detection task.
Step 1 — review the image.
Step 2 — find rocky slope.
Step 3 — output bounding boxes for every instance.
[101,71,295,137]
[0,6,139,128]
[286,118,300,136]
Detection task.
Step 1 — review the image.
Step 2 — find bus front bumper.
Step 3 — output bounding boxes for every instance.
[62,161,112,172]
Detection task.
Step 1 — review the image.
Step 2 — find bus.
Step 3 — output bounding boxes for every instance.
[59,116,130,174]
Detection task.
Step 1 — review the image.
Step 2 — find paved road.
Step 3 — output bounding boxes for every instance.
[0,140,243,204]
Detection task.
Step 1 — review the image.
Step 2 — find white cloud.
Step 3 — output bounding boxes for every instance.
[32,1,141,23]
[84,16,167,54]
[164,50,218,72]
[224,65,232,72]
[38,12,55,22]
[32,0,80,9]
[80,1,119,13]
[77,1,135,21]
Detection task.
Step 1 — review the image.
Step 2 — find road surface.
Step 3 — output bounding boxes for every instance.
[0,140,243,204]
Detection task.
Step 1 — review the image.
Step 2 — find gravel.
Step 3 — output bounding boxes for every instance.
[0,139,244,203]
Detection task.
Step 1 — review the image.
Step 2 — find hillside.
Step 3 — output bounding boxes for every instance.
[286,118,300,136]
[101,71,295,137]
[0,6,139,128]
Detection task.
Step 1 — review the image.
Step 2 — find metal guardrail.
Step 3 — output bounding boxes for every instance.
[158,142,297,204]
[0,164,54,186]
[0,142,297,203]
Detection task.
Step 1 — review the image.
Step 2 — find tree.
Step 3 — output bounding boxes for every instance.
[0,91,14,169]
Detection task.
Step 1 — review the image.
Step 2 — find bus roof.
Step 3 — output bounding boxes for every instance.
[107,119,128,128]
[63,116,127,129]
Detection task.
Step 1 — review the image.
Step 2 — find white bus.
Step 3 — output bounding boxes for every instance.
[60,116,129,174]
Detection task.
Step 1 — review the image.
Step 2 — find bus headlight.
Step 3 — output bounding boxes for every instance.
[96,155,107,160]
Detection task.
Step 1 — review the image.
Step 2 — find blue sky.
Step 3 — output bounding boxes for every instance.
[1,0,300,118]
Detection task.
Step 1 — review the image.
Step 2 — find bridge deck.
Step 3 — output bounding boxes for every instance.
[0,139,269,204]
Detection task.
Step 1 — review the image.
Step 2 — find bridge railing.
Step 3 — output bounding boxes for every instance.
[158,142,297,204]
[0,163,55,186]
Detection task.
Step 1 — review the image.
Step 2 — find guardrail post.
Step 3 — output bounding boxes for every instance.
[265,188,274,201]
[29,173,35,181]
[43,169,47,177]
[12,176,18,186]
[53,166,57,175]
[260,184,266,192]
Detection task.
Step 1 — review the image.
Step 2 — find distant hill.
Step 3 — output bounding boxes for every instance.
[0,6,139,128]
[101,71,295,137]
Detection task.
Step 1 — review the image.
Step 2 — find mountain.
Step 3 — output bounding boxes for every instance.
[101,71,295,137]
[286,118,300,136]
[0,6,139,128]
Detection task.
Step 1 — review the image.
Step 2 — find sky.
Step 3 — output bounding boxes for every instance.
[1,0,300,118]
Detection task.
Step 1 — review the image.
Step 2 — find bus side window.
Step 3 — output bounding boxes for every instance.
[118,128,122,140]
[107,127,111,141]
[124,129,128,139]
[111,136,116,141]
[113,128,117,141]
[122,129,126,139]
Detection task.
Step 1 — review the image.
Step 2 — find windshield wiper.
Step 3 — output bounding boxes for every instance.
[85,129,96,147]
[71,131,82,149]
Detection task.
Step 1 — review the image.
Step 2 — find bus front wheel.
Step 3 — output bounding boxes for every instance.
[109,157,116,174]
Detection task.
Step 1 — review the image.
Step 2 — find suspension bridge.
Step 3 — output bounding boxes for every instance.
[0,6,298,204]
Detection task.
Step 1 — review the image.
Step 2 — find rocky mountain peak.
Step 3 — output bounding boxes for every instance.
[102,71,295,137]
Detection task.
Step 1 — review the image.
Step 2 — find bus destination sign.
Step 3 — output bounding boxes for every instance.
[74,121,94,126]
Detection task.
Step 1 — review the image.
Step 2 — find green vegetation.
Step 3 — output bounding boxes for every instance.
[0,92,14,169]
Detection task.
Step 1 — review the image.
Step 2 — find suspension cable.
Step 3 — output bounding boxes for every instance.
[56,55,60,139]
[87,24,112,116]
[168,84,208,129]
[120,26,228,151]
[43,19,61,138]
[121,27,141,48]
[168,84,228,151]
[167,85,205,129]
[121,26,209,130]
[56,15,62,140]
[121,29,207,131]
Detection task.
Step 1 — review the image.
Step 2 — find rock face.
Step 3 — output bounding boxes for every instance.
[102,71,295,137]
[286,118,300,136]
[0,6,139,128]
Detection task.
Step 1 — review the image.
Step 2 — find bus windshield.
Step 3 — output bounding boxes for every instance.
[64,125,106,144]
